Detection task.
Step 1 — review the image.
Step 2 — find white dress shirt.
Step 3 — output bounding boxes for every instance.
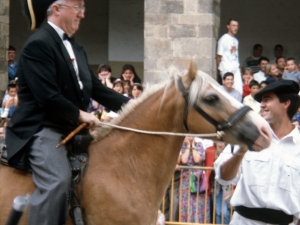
[214,127,300,225]
[243,94,261,114]
[48,21,83,90]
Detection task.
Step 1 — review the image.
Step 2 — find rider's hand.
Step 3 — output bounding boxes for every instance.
[78,110,100,129]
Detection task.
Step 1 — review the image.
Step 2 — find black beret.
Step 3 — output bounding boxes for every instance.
[22,0,56,31]
[254,80,299,102]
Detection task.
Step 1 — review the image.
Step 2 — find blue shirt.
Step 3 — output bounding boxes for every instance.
[283,70,300,83]
[8,61,18,84]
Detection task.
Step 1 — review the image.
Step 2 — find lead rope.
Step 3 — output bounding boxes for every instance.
[94,121,225,139]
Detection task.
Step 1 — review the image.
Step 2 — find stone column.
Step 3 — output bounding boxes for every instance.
[0,0,9,97]
[144,0,220,84]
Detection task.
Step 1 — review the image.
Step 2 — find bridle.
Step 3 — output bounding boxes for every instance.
[177,78,252,132]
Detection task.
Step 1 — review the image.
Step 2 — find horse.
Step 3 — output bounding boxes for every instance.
[0,61,272,225]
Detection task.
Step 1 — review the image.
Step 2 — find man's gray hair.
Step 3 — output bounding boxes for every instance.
[47,0,65,16]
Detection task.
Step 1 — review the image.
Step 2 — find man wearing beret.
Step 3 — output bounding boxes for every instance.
[214,80,300,224]
[5,0,130,224]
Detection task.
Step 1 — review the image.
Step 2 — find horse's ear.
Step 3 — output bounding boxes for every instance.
[187,59,197,80]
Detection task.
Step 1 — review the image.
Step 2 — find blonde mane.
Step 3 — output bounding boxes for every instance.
[93,68,218,141]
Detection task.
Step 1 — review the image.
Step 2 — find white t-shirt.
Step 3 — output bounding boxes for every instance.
[217,33,240,72]
[253,70,266,83]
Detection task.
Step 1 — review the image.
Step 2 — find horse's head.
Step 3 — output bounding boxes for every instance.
[179,60,272,151]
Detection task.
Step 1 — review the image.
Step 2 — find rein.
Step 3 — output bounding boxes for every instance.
[177,78,252,132]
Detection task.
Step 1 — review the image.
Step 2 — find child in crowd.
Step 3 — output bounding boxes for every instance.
[265,63,282,84]
[283,58,300,84]
[123,80,131,97]
[112,79,124,94]
[242,80,261,114]
[130,83,144,99]
[1,83,18,119]
[241,68,253,98]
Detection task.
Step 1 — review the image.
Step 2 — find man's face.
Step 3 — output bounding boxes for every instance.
[277,58,286,69]
[259,60,268,72]
[222,76,234,89]
[253,47,263,57]
[57,0,85,36]
[287,60,296,72]
[8,50,16,61]
[260,92,289,125]
[227,21,239,36]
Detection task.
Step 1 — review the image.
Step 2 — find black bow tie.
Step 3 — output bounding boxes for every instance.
[63,33,74,42]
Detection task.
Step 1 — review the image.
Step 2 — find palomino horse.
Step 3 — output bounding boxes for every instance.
[0,61,272,225]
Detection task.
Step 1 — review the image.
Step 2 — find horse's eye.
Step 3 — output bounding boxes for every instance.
[204,95,219,103]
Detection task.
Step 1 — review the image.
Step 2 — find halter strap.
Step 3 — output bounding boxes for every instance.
[177,78,252,132]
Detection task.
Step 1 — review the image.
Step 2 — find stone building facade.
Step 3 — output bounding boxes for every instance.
[144,0,220,83]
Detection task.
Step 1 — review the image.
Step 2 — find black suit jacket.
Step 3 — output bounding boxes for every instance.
[6,23,129,170]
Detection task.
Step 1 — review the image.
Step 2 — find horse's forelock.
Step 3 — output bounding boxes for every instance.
[188,70,218,107]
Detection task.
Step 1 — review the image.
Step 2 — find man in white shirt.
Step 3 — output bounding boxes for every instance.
[215,80,300,225]
[216,19,242,96]
[253,56,269,83]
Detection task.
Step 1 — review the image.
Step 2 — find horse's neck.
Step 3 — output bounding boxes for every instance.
[91,86,185,189]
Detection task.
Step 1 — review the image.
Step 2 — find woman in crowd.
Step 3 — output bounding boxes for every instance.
[97,64,116,88]
[130,83,143,99]
[179,136,210,223]
[119,64,141,85]
[265,63,282,84]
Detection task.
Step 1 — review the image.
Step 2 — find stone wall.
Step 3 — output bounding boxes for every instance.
[0,0,9,96]
[144,0,220,84]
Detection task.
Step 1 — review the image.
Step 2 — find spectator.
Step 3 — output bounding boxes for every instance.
[220,72,242,102]
[241,68,253,98]
[123,80,131,97]
[214,80,300,225]
[253,57,269,83]
[243,44,263,74]
[179,136,210,223]
[242,80,261,114]
[112,79,124,94]
[283,57,300,84]
[216,19,242,95]
[1,83,18,119]
[0,126,5,151]
[7,45,18,84]
[259,80,269,90]
[97,64,117,88]
[276,56,286,75]
[119,64,141,86]
[270,44,284,63]
[130,83,143,99]
[265,63,282,84]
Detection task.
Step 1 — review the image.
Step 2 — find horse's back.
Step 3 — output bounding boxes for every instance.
[0,164,34,224]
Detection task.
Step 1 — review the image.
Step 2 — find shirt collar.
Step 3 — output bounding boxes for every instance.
[48,21,65,41]
[272,126,300,144]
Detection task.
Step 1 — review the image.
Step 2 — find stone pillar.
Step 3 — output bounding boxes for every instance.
[0,0,9,97]
[144,0,220,84]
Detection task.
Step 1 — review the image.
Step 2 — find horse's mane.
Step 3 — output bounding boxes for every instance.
[93,67,218,141]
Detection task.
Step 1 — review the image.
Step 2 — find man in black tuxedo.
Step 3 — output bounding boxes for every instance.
[5,0,130,224]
